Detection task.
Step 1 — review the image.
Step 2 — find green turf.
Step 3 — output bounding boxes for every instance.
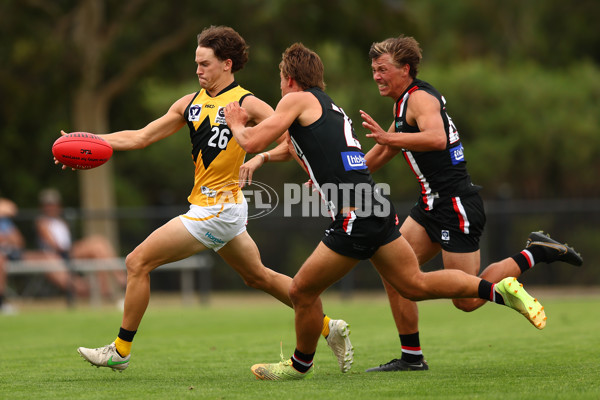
[1,293,599,399]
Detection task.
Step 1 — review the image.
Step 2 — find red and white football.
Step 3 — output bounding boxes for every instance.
[52,132,113,170]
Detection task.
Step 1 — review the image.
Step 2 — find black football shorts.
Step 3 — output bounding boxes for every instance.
[409,193,486,253]
[322,211,401,260]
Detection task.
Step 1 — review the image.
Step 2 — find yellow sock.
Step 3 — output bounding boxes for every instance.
[114,337,132,357]
[321,315,331,337]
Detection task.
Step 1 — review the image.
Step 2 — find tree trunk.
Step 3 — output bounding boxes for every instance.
[73,91,119,252]
[71,0,119,251]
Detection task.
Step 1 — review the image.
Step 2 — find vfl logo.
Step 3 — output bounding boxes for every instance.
[449,143,465,165]
[81,149,92,154]
[341,151,367,171]
[214,107,227,125]
[441,230,450,241]
[395,120,403,131]
[189,105,202,122]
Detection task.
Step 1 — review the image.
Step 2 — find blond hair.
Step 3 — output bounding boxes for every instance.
[369,35,422,78]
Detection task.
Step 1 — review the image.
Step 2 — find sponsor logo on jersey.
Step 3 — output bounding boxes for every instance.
[450,143,465,165]
[341,151,367,171]
[214,107,227,125]
[189,105,202,122]
[201,186,217,198]
[204,231,225,245]
[395,120,403,131]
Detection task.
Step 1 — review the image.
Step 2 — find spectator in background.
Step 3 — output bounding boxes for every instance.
[0,196,87,313]
[36,188,126,302]
[0,197,19,314]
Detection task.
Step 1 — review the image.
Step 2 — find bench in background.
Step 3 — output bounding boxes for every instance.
[6,254,213,307]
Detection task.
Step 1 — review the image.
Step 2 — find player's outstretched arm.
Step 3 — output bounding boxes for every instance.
[101,95,192,151]
[59,94,193,153]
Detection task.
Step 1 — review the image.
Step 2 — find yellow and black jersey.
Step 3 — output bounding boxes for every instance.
[184,81,253,206]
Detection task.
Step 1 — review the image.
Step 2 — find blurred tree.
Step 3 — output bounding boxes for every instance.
[0,0,403,203]
[401,0,600,66]
[1,0,206,247]
[0,0,599,215]
[68,1,199,244]
[1,0,599,283]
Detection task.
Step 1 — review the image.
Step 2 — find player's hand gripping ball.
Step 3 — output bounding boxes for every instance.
[52,132,113,170]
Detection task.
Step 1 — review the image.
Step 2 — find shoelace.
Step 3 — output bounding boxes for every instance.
[380,358,401,367]
[278,342,295,367]
[96,344,118,358]
[279,341,285,363]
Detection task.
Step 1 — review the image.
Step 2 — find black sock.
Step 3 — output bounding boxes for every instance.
[291,349,314,373]
[399,332,423,363]
[478,280,505,305]
[118,327,137,342]
[527,246,547,264]
[511,244,547,273]
[0,293,4,307]
[512,252,532,273]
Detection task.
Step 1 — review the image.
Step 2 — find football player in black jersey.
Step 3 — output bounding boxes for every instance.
[360,35,583,372]
[226,43,551,381]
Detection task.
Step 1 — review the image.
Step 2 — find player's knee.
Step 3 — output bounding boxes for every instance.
[124,253,139,275]
[288,281,300,304]
[452,298,477,312]
[397,274,427,301]
[401,289,423,302]
[288,280,310,307]
[124,251,150,277]
[236,265,269,291]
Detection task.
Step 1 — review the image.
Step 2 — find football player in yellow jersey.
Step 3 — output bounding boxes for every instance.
[62,26,353,374]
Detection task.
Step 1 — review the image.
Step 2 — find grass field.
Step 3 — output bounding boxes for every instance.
[1,291,599,399]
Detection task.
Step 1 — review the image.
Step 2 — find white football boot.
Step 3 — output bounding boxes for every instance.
[326,319,354,373]
[77,342,130,371]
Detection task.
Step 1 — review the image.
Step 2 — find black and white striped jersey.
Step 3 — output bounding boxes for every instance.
[394,79,480,210]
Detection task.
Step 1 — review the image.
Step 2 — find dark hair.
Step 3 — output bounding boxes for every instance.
[197,25,249,73]
[279,43,325,90]
[369,35,422,78]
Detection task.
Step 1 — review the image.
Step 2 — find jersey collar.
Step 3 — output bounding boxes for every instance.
[207,80,239,98]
